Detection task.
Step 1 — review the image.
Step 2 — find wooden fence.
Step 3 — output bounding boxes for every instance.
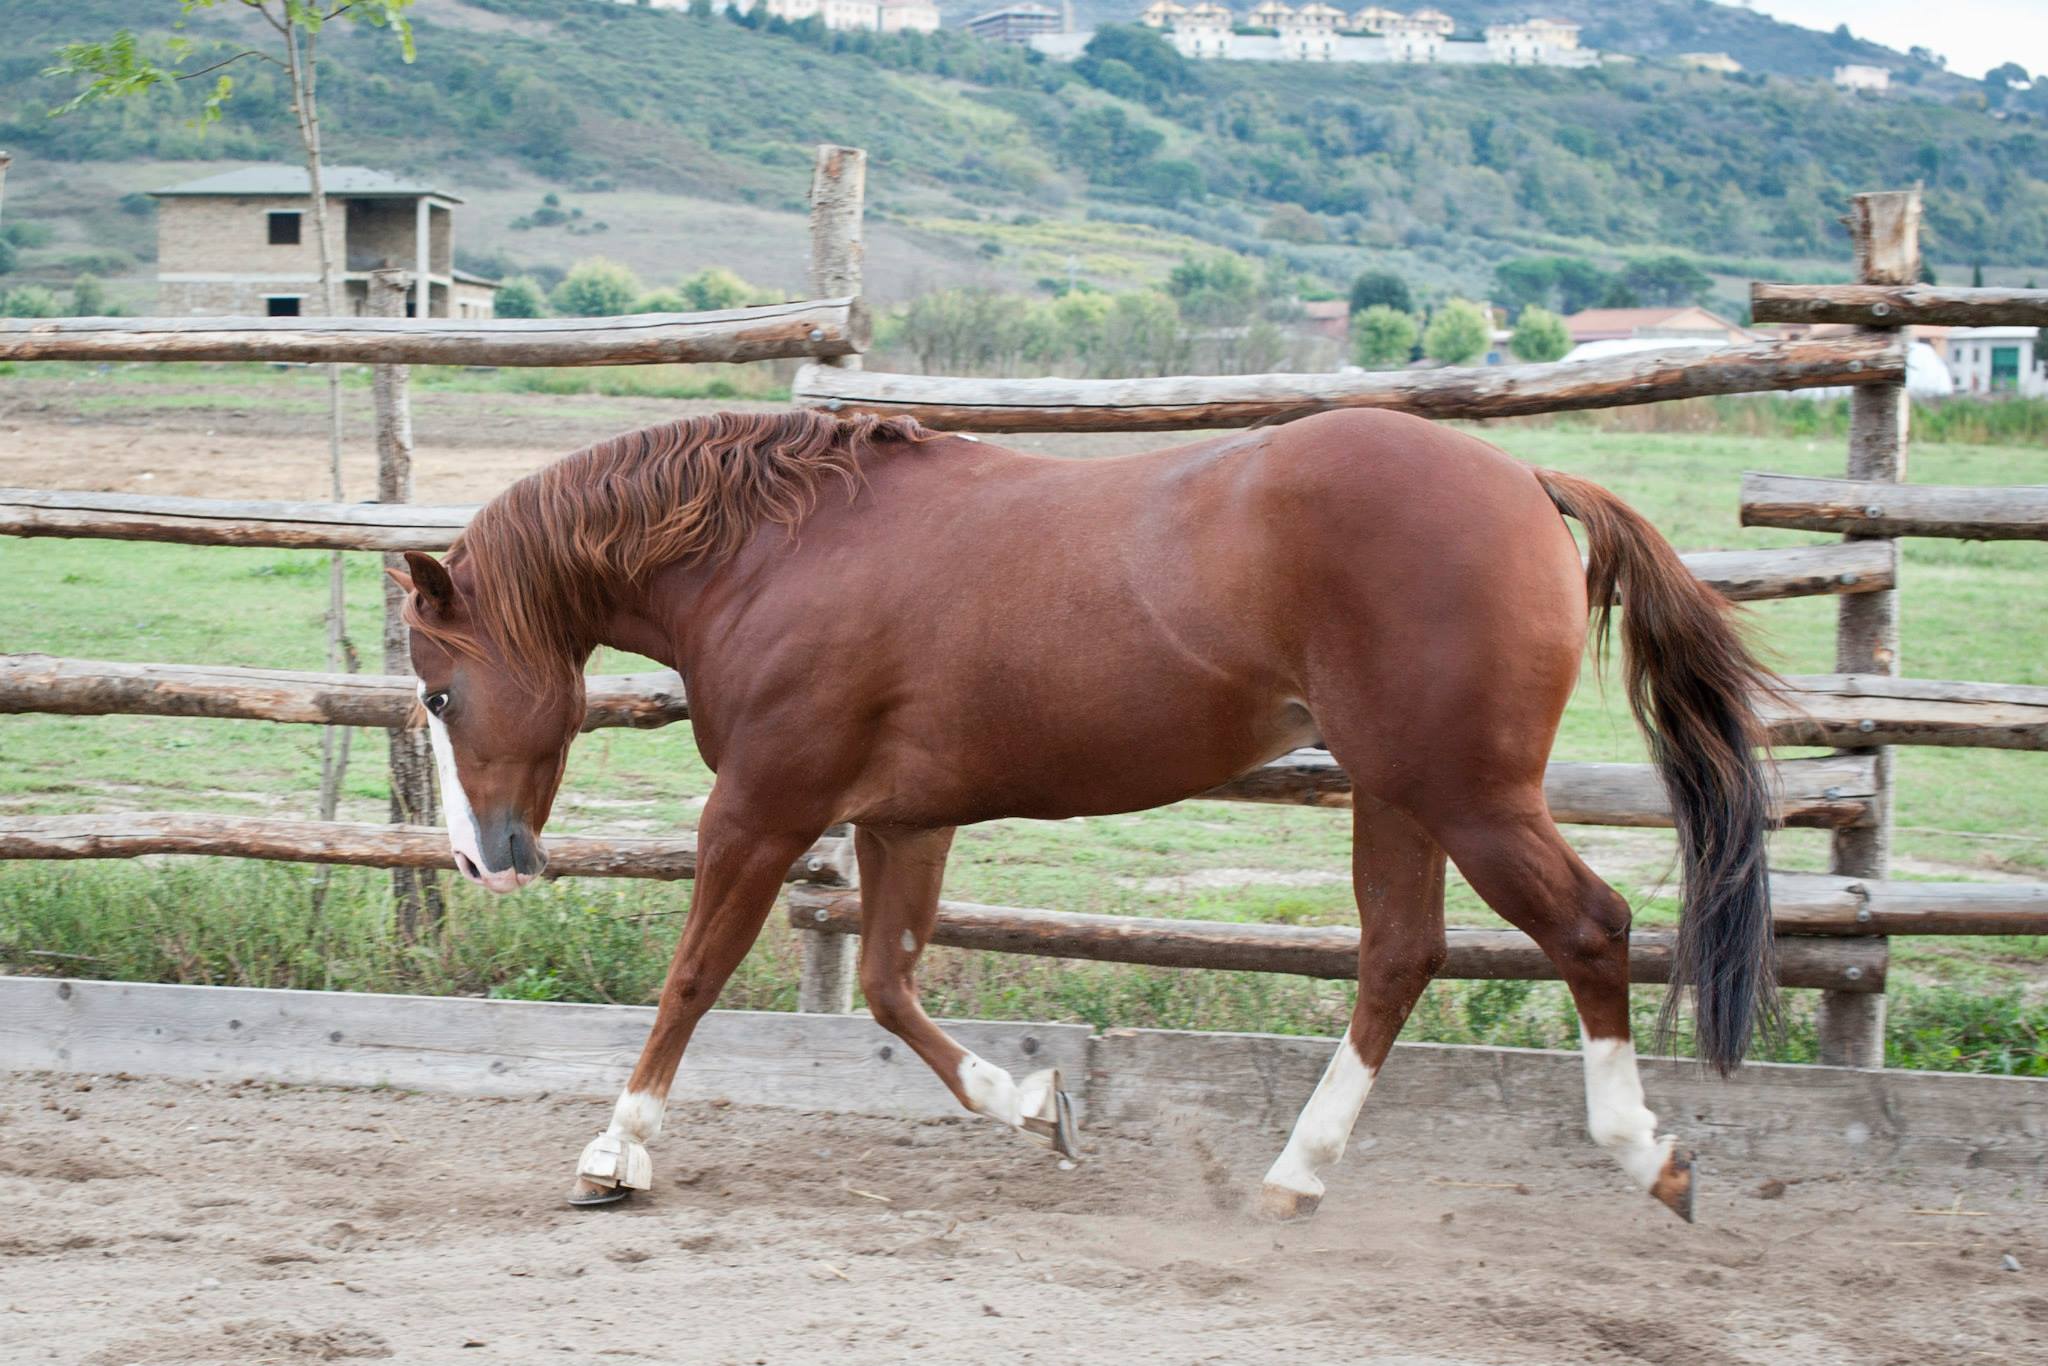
[3,160,2045,1068]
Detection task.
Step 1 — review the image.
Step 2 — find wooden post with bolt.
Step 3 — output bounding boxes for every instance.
[1815,189,1920,1067]
[794,145,869,1012]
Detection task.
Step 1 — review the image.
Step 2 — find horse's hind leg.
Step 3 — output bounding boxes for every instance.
[1261,795,1446,1219]
[1429,798,1695,1221]
[854,824,1077,1157]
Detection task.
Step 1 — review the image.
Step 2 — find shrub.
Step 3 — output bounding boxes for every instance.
[69,274,108,316]
[1350,305,1417,369]
[492,276,548,319]
[1423,299,1491,366]
[1510,305,1571,363]
[1,285,60,318]
[549,257,642,316]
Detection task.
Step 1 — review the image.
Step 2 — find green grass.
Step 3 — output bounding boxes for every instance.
[1,421,2043,1073]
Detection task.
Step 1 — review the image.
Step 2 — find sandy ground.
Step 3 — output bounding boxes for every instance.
[1,1070,2043,1366]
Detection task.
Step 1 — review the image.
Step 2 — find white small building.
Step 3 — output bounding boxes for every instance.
[1351,6,1403,31]
[1485,18,1579,64]
[879,0,940,30]
[1946,327,2045,396]
[1834,64,1891,93]
[1140,0,1188,26]
[1247,1,1293,27]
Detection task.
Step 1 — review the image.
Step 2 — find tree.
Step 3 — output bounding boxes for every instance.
[1617,253,1712,307]
[493,276,547,318]
[1424,300,1491,366]
[1972,262,1985,287]
[1261,204,1325,244]
[1059,105,1164,185]
[50,1,420,846]
[1348,270,1411,316]
[1984,63,2030,109]
[0,238,15,277]
[1167,253,1259,326]
[1075,24,1189,103]
[1,285,59,318]
[1509,305,1570,363]
[552,257,642,316]
[678,266,753,311]
[1351,305,1416,369]
[69,273,108,315]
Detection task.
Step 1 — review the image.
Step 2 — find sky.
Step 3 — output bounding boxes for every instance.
[1739,0,2048,79]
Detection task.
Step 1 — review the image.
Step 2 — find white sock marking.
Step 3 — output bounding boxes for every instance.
[956,1052,1024,1126]
[1263,1037,1376,1199]
[1581,1030,1673,1190]
[607,1088,665,1143]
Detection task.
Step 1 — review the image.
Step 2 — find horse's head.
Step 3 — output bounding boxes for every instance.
[390,550,583,894]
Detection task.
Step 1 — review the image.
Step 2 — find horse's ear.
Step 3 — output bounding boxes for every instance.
[401,551,456,613]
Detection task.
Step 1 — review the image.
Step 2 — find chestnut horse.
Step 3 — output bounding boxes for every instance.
[393,408,1776,1221]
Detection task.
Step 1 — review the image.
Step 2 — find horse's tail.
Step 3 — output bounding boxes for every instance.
[1534,468,1780,1075]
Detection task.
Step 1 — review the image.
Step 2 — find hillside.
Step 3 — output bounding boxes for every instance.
[1,0,2043,312]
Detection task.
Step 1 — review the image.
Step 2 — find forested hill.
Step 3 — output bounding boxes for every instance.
[2,0,2044,289]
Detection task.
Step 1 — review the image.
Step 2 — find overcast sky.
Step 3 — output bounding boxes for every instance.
[1740,0,2047,79]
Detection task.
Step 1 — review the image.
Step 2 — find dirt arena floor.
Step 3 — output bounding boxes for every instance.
[1,1070,2043,1366]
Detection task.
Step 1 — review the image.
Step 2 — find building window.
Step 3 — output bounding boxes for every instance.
[268,211,302,245]
[265,296,303,317]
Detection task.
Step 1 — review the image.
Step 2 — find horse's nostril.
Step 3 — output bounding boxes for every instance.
[454,851,482,882]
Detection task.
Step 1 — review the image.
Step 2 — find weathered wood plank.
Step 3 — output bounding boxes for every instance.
[791,335,1905,431]
[1212,750,1878,827]
[0,976,1085,1118]
[1752,283,2048,327]
[1742,472,2048,541]
[1676,540,1892,602]
[0,812,853,887]
[0,654,690,731]
[0,298,868,366]
[1761,674,2048,752]
[1086,1030,2047,1175]
[1771,872,2048,936]
[0,489,474,551]
[785,890,1887,990]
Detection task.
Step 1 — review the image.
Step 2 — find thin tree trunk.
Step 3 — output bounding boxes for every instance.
[370,268,442,942]
[282,16,355,832]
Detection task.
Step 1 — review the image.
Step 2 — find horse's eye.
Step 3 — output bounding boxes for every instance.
[425,691,450,717]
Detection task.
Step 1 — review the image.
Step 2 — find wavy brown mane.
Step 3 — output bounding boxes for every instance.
[411,410,929,684]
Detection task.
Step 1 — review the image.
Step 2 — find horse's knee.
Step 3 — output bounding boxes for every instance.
[859,965,915,1034]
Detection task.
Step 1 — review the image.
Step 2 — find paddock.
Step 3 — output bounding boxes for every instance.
[3,980,2045,1366]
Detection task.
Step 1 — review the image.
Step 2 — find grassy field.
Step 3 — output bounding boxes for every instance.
[2,406,2044,1073]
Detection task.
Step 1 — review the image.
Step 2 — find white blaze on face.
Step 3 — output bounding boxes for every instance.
[1580,1029,1674,1190]
[1263,1036,1377,1201]
[419,681,487,882]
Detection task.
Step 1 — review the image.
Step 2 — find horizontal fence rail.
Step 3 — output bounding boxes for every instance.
[1741,473,2048,542]
[12,655,2033,754]
[0,491,1898,603]
[0,299,869,367]
[790,335,1906,432]
[0,813,853,887]
[785,890,1890,991]
[1751,282,2048,328]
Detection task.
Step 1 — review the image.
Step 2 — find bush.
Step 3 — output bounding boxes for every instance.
[492,276,548,319]
[69,274,108,317]
[550,257,642,316]
[1347,270,1411,316]
[1,285,60,318]
[1423,299,1491,366]
[677,267,754,311]
[0,239,14,276]
[1509,305,1571,363]
[1350,305,1417,369]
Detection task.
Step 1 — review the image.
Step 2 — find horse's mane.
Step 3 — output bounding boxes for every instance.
[411,410,930,685]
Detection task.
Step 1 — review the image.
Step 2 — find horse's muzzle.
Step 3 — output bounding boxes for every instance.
[461,818,548,893]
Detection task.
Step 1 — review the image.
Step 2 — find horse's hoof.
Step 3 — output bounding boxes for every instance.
[1651,1146,1695,1223]
[1260,1182,1322,1221]
[567,1176,634,1209]
[1018,1069,1082,1163]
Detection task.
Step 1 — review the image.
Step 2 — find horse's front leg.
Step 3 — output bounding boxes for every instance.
[854,824,1078,1159]
[569,804,824,1206]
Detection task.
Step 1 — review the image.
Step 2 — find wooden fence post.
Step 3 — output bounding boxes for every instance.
[1817,190,1920,1067]
[369,268,443,942]
[794,145,868,1012]
[795,829,858,1013]
[808,144,865,372]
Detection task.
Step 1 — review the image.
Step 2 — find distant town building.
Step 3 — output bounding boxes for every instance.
[1675,51,1742,74]
[1562,305,1750,347]
[1945,326,2046,396]
[964,3,1065,42]
[148,166,496,319]
[1834,64,1891,92]
[879,0,941,32]
[1048,8,1598,67]
[667,0,941,35]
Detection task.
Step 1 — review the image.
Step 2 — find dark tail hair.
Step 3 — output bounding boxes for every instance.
[1535,469,1780,1075]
